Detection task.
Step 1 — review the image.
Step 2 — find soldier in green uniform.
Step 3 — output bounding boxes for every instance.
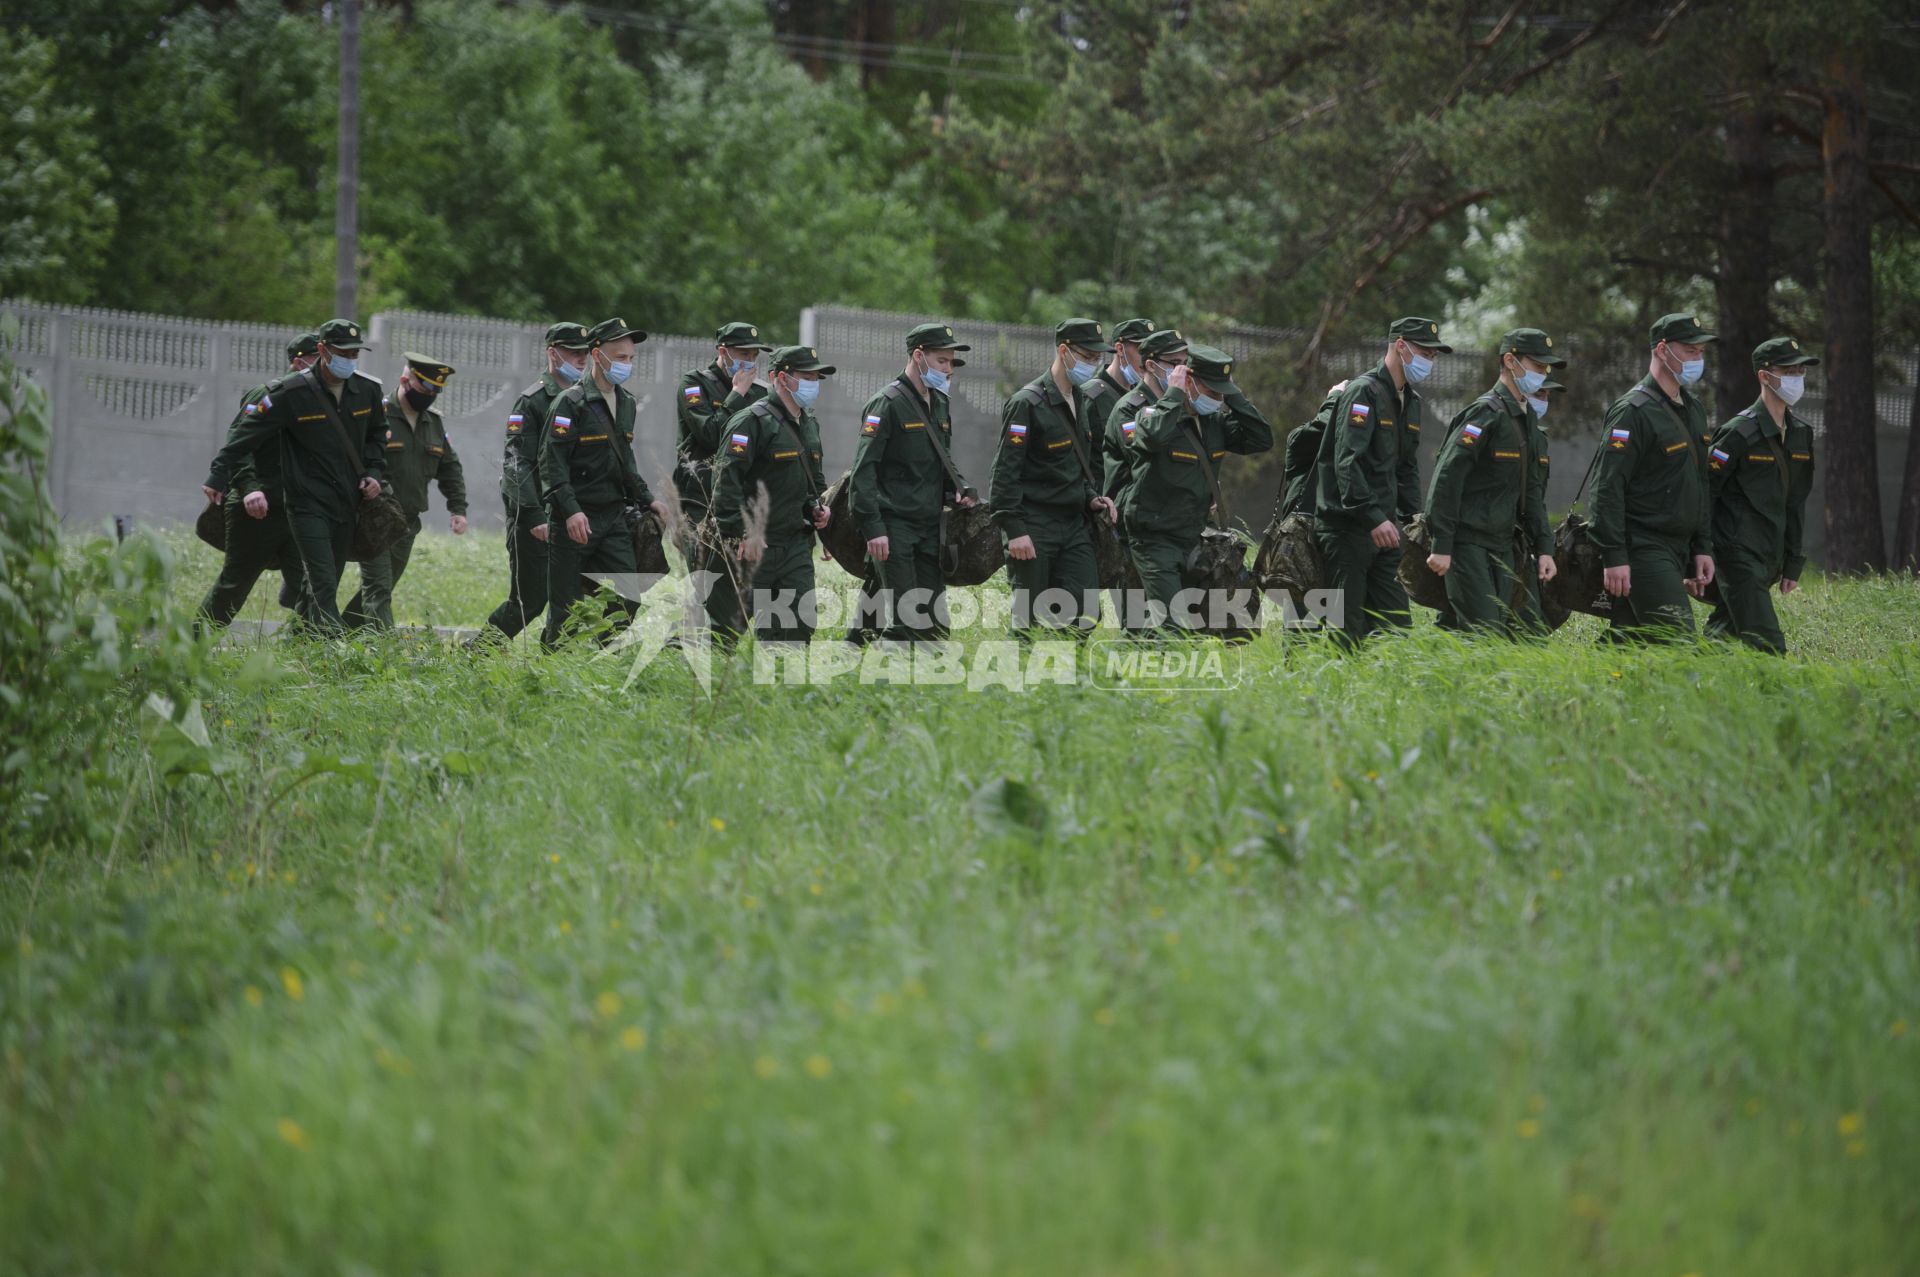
[202,317,387,635]
[343,353,468,630]
[1704,336,1819,654]
[1118,343,1273,629]
[848,322,978,642]
[538,317,667,650]
[990,317,1120,635]
[1593,312,1718,640]
[1310,316,1445,648]
[195,331,319,633]
[1101,327,1186,506]
[474,322,591,644]
[1083,316,1153,454]
[675,321,773,537]
[1423,328,1564,636]
[704,345,835,646]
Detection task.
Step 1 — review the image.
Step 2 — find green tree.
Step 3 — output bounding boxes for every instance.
[0,31,115,303]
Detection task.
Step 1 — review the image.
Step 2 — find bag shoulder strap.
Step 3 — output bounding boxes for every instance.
[298,369,369,480]
[758,402,823,502]
[1184,415,1230,529]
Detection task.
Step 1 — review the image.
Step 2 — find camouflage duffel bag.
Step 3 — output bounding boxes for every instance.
[942,501,1002,586]
[817,471,868,579]
[1180,526,1261,639]
[1253,509,1326,610]
[1549,513,1613,619]
[349,488,411,563]
[628,506,670,581]
[1396,513,1450,612]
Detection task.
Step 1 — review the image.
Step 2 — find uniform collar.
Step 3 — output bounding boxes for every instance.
[893,372,933,412]
[1364,360,1408,408]
[1489,381,1527,419]
[1743,396,1794,439]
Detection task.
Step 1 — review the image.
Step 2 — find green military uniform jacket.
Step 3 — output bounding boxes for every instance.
[1424,382,1550,558]
[849,374,963,541]
[538,380,654,520]
[1311,361,1423,530]
[710,396,826,541]
[1118,384,1274,535]
[502,373,566,517]
[205,368,386,514]
[1592,375,1714,569]
[676,363,767,505]
[1709,399,1814,581]
[380,394,467,519]
[990,373,1101,539]
[1102,382,1154,503]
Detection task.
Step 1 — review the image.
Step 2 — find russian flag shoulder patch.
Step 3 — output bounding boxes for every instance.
[1459,421,1484,445]
[1348,401,1371,427]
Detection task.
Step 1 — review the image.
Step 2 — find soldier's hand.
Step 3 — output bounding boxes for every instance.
[866,534,890,563]
[566,512,591,545]
[1369,520,1400,550]
[359,476,382,501]
[1691,554,1715,588]
[731,366,757,395]
[1537,554,1557,584]
[811,505,831,529]
[956,493,979,509]
[1165,365,1194,393]
[531,522,550,543]
[1603,565,1631,597]
[650,500,670,521]
[243,491,269,520]
[1089,495,1117,526]
[450,515,469,536]
[1326,379,1350,396]
[1427,552,1451,577]
[736,534,766,564]
[1780,578,1797,595]
[202,485,224,505]
[1007,534,1037,562]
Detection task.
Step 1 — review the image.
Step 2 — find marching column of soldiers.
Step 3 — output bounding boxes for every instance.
[194,307,1820,656]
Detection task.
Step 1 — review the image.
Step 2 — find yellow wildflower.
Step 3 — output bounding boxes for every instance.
[805,1054,833,1079]
[280,967,305,1002]
[620,1026,647,1052]
[276,1118,310,1151]
[595,991,621,1020]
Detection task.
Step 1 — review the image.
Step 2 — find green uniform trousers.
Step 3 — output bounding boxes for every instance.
[1315,520,1409,650]
[1127,526,1198,631]
[1008,506,1099,635]
[1608,537,1697,642]
[279,502,356,635]
[343,515,420,631]
[196,498,294,633]
[865,517,948,641]
[542,505,640,650]
[706,535,816,646]
[1436,539,1527,637]
[1704,549,1785,654]
[482,502,551,640]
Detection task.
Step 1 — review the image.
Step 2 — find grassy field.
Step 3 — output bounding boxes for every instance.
[5,529,1920,1276]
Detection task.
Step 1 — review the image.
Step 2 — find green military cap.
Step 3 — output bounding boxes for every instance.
[1139,328,1190,360]
[1387,316,1451,353]
[1055,317,1114,353]
[906,322,970,353]
[1185,343,1239,394]
[317,317,370,350]
[403,351,456,387]
[1111,317,1156,344]
[543,322,591,351]
[715,321,774,351]
[768,344,837,375]
[1498,327,1567,368]
[588,316,648,346]
[286,331,321,361]
[1648,312,1717,346]
[1752,336,1819,369]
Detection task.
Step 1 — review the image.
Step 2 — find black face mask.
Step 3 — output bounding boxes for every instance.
[403,384,439,413]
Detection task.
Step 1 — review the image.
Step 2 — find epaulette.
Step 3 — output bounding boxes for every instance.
[1016,385,1046,407]
[521,379,546,399]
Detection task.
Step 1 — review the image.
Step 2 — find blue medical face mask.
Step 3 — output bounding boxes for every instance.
[326,352,358,379]
[1663,345,1704,385]
[1400,342,1433,384]
[792,376,822,408]
[554,354,585,383]
[922,366,951,394]
[1191,391,1223,416]
[1067,355,1100,386]
[1527,394,1550,420]
[1511,361,1547,395]
[727,356,755,375]
[1121,363,1139,387]
[601,355,634,385]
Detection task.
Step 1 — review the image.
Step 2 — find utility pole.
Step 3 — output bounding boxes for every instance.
[334,0,360,320]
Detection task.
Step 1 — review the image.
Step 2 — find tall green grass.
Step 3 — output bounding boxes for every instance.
[4,531,1918,1275]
